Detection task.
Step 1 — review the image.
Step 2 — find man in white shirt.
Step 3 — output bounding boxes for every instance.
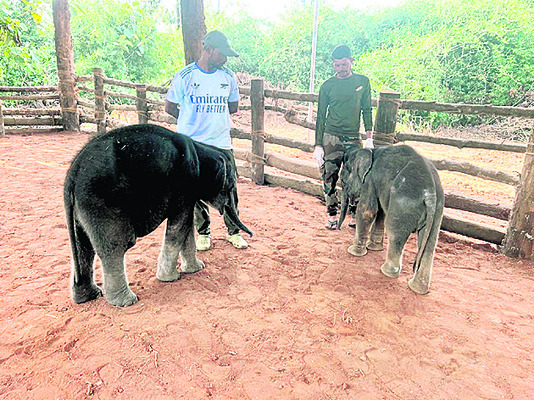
[165,30,248,251]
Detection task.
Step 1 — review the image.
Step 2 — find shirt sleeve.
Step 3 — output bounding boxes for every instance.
[315,83,329,146]
[165,71,184,104]
[361,77,373,132]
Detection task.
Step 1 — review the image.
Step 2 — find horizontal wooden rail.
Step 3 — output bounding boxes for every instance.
[398,99,534,118]
[0,86,58,92]
[148,111,176,124]
[397,132,527,153]
[104,90,138,101]
[102,77,139,89]
[77,85,95,93]
[2,108,61,116]
[445,192,510,221]
[0,94,60,101]
[107,104,136,112]
[231,128,314,152]
[80,115,97,124]
[3,116,61,126]
[146,85,168,94]
[145,98,165,106]
[430,158,520,186]
[3,127,63,135]
[441,214,505,244]
[77,98,95,109]
[75,75,93,82]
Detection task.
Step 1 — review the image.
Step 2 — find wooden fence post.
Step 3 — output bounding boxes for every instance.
[250,79,265,185]
[373,90,400,146]
[0,100,4,136]
[136,84,148,124]
[93,68,106,135]
[502,130,534,259]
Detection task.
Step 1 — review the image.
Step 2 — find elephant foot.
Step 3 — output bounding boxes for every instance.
[181,258,205,274]
[367,241,384,251]
[348,244,367,257]
[72,283,103,304]
[105,287,139,307]
[380,262,401,278]
[408,278,430,295]
[156,267,181,282]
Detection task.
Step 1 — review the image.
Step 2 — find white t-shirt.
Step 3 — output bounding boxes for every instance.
[166,62,240,150]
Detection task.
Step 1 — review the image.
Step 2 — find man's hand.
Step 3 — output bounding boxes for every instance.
[313,145,325,167]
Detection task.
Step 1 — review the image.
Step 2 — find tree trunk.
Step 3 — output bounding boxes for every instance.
[502,131,534,259]
[180,0,206,64]
[52,0,79,131]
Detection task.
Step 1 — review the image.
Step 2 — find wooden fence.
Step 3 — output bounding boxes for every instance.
[1,71,532,259]
[0,86,63,135]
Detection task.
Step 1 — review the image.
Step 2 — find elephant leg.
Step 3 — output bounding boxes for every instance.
[408,225,441,295]
[157,211,204,281]
[179,226,205,274]
[100,248,138,307]
[348,210,376,257]
[71,223,102,304]
[368,208,385,251]
[88,217,138,307]
[380,223,411,279]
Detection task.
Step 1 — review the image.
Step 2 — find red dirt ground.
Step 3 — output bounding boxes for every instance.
[1,132,533,399]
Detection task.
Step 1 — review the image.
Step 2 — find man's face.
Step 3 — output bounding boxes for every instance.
[208,48,228,69]
[333,57,353,79]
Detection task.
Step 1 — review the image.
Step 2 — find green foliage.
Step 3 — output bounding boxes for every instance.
[70,0,182,83]
[0,0,55,85]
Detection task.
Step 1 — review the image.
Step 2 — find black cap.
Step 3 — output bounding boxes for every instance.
[203,30,239,57]
[332,45,352,60]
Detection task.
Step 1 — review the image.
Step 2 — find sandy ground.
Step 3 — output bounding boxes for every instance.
[1,132,533,399]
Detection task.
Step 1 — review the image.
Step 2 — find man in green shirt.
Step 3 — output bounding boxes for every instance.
[314,45,374,230]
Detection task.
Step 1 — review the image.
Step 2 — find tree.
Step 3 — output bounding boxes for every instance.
[52,0,79,131]
[179,0,206,64]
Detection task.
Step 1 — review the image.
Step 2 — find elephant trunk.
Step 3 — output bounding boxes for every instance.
[225,190,253,236]
[337,190,350,229]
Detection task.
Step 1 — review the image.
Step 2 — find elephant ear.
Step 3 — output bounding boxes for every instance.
[215,155,228,191]
[356,149,373,183]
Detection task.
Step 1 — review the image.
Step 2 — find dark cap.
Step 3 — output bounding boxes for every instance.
[331,45,352,60]
[203,30,239,57]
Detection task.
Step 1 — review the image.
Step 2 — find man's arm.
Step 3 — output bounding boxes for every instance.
[315,84,329,147]
[228,101,238,114]
[361,77,373,135]
[165,99,179,119]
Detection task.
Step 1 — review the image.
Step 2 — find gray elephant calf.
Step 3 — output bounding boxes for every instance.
[64,124,252,307]
[338,145,444,294]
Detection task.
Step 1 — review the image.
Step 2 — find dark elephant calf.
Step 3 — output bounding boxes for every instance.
[64,124,252,307]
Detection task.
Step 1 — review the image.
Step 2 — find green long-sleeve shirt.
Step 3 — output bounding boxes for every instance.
[315,73,373,146]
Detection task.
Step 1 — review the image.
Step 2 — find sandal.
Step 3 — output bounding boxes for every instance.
[325,218,338,230]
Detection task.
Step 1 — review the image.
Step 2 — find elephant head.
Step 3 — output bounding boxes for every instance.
[338,148,373,228]
[203,152,253,237]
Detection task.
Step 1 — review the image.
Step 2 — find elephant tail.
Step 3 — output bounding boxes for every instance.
[64,176,82,285]
[412,186,441,273]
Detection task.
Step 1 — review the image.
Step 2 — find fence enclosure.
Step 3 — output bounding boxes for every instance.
[1,72,532,259]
